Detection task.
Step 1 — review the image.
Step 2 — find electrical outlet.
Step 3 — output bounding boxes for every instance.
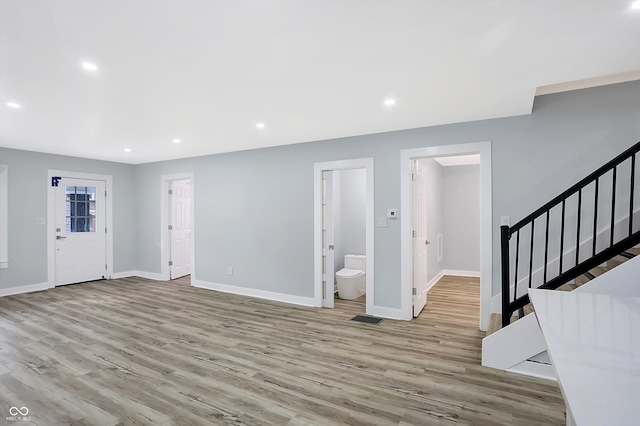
[227,266,233,276]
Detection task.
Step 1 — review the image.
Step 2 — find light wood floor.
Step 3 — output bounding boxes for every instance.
[0,275,565,425]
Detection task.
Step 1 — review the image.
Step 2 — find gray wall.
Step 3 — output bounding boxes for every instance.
[0,148,136,289]
[335,168,366,271]
[134,80,640,309]
[2,81,639,308]
[442,165,480,272]
[421,158,444,282]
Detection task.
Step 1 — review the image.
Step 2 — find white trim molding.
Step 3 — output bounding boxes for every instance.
[0,282,50,297]
[0,164,7,269]
[125,270,165,281]
[313,158,375,314]
[400,142,492,330]
[441,269,481,278]
[193,279,316,307]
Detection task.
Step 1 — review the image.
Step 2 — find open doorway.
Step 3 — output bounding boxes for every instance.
[314,158,374,315]
[412,155,481,317]
[400,142,492,330]
[160,172,195,284]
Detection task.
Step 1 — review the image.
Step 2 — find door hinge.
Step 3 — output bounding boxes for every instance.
[411,173,416,181]
[168,189,173,195]
[169,260,173,266]
[168,225,173,230]
[412,288,417,295]
[105,264,108,270]
[105,190,107,197]
[105,227,107,233]
[412,230,416,238]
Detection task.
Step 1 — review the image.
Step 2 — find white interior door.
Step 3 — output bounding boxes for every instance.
[322,171,335,308]
[170,179,191,279]
[54,178,106,286]
[413,160,428,316]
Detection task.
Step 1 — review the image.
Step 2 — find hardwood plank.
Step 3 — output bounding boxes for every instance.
[0,275,565,425]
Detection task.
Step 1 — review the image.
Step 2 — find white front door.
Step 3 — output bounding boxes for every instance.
[322,171,335,308]
[413,160,428,316]
[170,179,191,279]
[54,178,106,286]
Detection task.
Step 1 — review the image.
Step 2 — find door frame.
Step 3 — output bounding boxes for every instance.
[160,172,195,282]
[314,158,374,313]
[400,142,492,330]
[47,170,113,287]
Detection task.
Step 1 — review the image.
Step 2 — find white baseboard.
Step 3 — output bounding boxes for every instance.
[426,271,446,292]
[125,270,164,281]
[192,279,317,307]
[0,282,51,297]
[366,305,406,320]
[441,269,481,278]
[110,270,139,279]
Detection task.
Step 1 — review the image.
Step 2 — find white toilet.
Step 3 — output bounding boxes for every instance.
[335,254,366,300]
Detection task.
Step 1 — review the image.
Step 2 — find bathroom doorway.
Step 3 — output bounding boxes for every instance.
[314,158,374,315]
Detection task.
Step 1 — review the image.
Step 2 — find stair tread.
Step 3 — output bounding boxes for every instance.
[590,266,608,276]
[485,313,518,337]
[557,283,577,291]
[501,245,640,330]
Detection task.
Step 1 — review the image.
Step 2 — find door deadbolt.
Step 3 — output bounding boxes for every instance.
[426,240,431,245]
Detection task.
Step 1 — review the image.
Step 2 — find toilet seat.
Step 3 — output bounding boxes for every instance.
[336,268,364,278]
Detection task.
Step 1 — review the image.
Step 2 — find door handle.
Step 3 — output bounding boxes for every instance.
[56,235,67,240]
[425,240,430,245]
[328,245,335,250]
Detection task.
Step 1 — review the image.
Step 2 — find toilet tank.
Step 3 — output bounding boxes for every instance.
[344,254,366,271]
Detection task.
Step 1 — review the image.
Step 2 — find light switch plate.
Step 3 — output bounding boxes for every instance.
[36,217,46,225]
[377,217,388,227]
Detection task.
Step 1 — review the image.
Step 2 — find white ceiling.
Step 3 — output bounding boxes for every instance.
[1,0,640,164]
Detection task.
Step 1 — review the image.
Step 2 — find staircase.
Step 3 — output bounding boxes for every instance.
[482,140,640,379]
[485,247,640,336]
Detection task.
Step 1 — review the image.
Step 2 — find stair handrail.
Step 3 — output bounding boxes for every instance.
[501,140,640,327]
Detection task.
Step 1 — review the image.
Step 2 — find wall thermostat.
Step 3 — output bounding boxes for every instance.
[387,209,399,219]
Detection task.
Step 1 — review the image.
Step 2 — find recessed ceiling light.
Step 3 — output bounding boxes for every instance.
[124,148,132,153]
[6,101,21,109]
[172,138,181,144]
[384,98,396,106]
[632,0,640,9]
[81,62,98,72]
[256,122,266,129]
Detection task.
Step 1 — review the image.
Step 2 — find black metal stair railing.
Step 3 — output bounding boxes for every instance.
[501,141,640,327]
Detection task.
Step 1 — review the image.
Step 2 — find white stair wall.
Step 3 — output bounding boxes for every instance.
[482,254,640,379]
[481,313,547,372]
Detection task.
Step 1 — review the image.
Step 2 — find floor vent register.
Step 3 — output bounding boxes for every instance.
[350,315,383,325]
